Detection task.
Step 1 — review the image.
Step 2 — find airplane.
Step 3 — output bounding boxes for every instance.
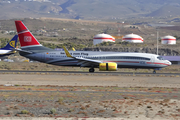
[15,21,171,73]
[0,35,18,57]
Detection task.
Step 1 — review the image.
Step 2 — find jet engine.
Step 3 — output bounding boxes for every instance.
[99,63,117,71]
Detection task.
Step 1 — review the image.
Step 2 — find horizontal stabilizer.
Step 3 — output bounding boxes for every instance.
[15,48,33,54]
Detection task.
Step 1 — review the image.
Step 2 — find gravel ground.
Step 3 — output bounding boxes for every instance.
[0,74,180,119]
[0,117,173,120]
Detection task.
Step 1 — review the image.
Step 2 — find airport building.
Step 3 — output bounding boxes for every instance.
[122,33,143,43]
[161,35,176,45]
[93,34,115,45]
[163,56,180,65]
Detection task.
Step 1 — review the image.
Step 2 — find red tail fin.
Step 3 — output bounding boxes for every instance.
[15,21,41,48]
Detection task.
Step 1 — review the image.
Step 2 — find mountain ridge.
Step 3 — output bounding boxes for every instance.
[1,0,180,20]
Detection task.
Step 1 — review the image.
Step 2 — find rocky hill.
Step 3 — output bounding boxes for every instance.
[146,4,180,17]
[1,0,180,20]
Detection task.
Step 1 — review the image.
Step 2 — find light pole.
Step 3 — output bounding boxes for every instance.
[156,28,159,55]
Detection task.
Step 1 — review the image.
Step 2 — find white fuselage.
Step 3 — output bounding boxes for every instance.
[23,50,171,69]
[0,50,12,54]
[0,50,14,57]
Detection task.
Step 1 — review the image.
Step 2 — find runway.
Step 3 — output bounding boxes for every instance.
[0,70,180,76]
[0,70,179,88]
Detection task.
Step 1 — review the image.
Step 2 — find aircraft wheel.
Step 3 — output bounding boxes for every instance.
[153,70,156,74]
[89,68,95,72]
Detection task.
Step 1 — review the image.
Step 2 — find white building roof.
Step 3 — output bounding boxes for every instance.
[122,33,143,43]
[161,35,176,45]
[162,35,176,40]
[93,34,115,40]
[93,34,115,45]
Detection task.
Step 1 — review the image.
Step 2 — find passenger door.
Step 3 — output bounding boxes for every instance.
[151,56,155,65]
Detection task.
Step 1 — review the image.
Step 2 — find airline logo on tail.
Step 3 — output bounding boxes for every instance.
[24,36,32,42]
[9,41,15,48]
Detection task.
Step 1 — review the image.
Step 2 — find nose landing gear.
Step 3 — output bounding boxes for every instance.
[153,70,156,74]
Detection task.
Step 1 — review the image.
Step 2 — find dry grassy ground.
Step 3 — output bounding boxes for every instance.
[0,62,180,119]
[0,85,180,119]
[0,74,180,119]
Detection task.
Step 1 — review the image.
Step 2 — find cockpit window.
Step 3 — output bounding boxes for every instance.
[157,56,164,60]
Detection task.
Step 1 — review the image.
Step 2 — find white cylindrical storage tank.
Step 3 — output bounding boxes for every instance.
[161,35,176,45]
[122,33,143,43]
[93,34,115,45]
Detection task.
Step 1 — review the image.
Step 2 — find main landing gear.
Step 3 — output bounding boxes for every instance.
[153,70,156,74]
[89,68,95,72]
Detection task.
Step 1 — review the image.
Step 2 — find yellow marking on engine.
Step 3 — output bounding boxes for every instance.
[100,65,106,68]
[99,63,117,71]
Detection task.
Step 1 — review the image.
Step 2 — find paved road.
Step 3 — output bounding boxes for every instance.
[0,70,180,88]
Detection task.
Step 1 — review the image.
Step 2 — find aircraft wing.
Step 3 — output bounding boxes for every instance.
[63,46,102,67]
[74,57,102,67]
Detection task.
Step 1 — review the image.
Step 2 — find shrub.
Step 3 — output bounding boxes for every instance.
[21,110,29,114]
[50,108,56,114]
[58,97,64,105]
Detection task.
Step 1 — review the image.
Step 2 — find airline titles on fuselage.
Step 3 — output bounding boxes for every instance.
[60,52,89,56]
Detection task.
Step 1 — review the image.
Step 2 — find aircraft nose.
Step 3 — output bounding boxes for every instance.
[168,61,172,66]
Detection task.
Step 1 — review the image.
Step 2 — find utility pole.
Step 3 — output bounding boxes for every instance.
[156,28,159,55]
[0,22,1,48]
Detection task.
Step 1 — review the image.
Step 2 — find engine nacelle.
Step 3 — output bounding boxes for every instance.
[99,63,117,71]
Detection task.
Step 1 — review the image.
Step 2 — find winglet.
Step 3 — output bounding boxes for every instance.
[63,46,73,58]
[72,47,76,51]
